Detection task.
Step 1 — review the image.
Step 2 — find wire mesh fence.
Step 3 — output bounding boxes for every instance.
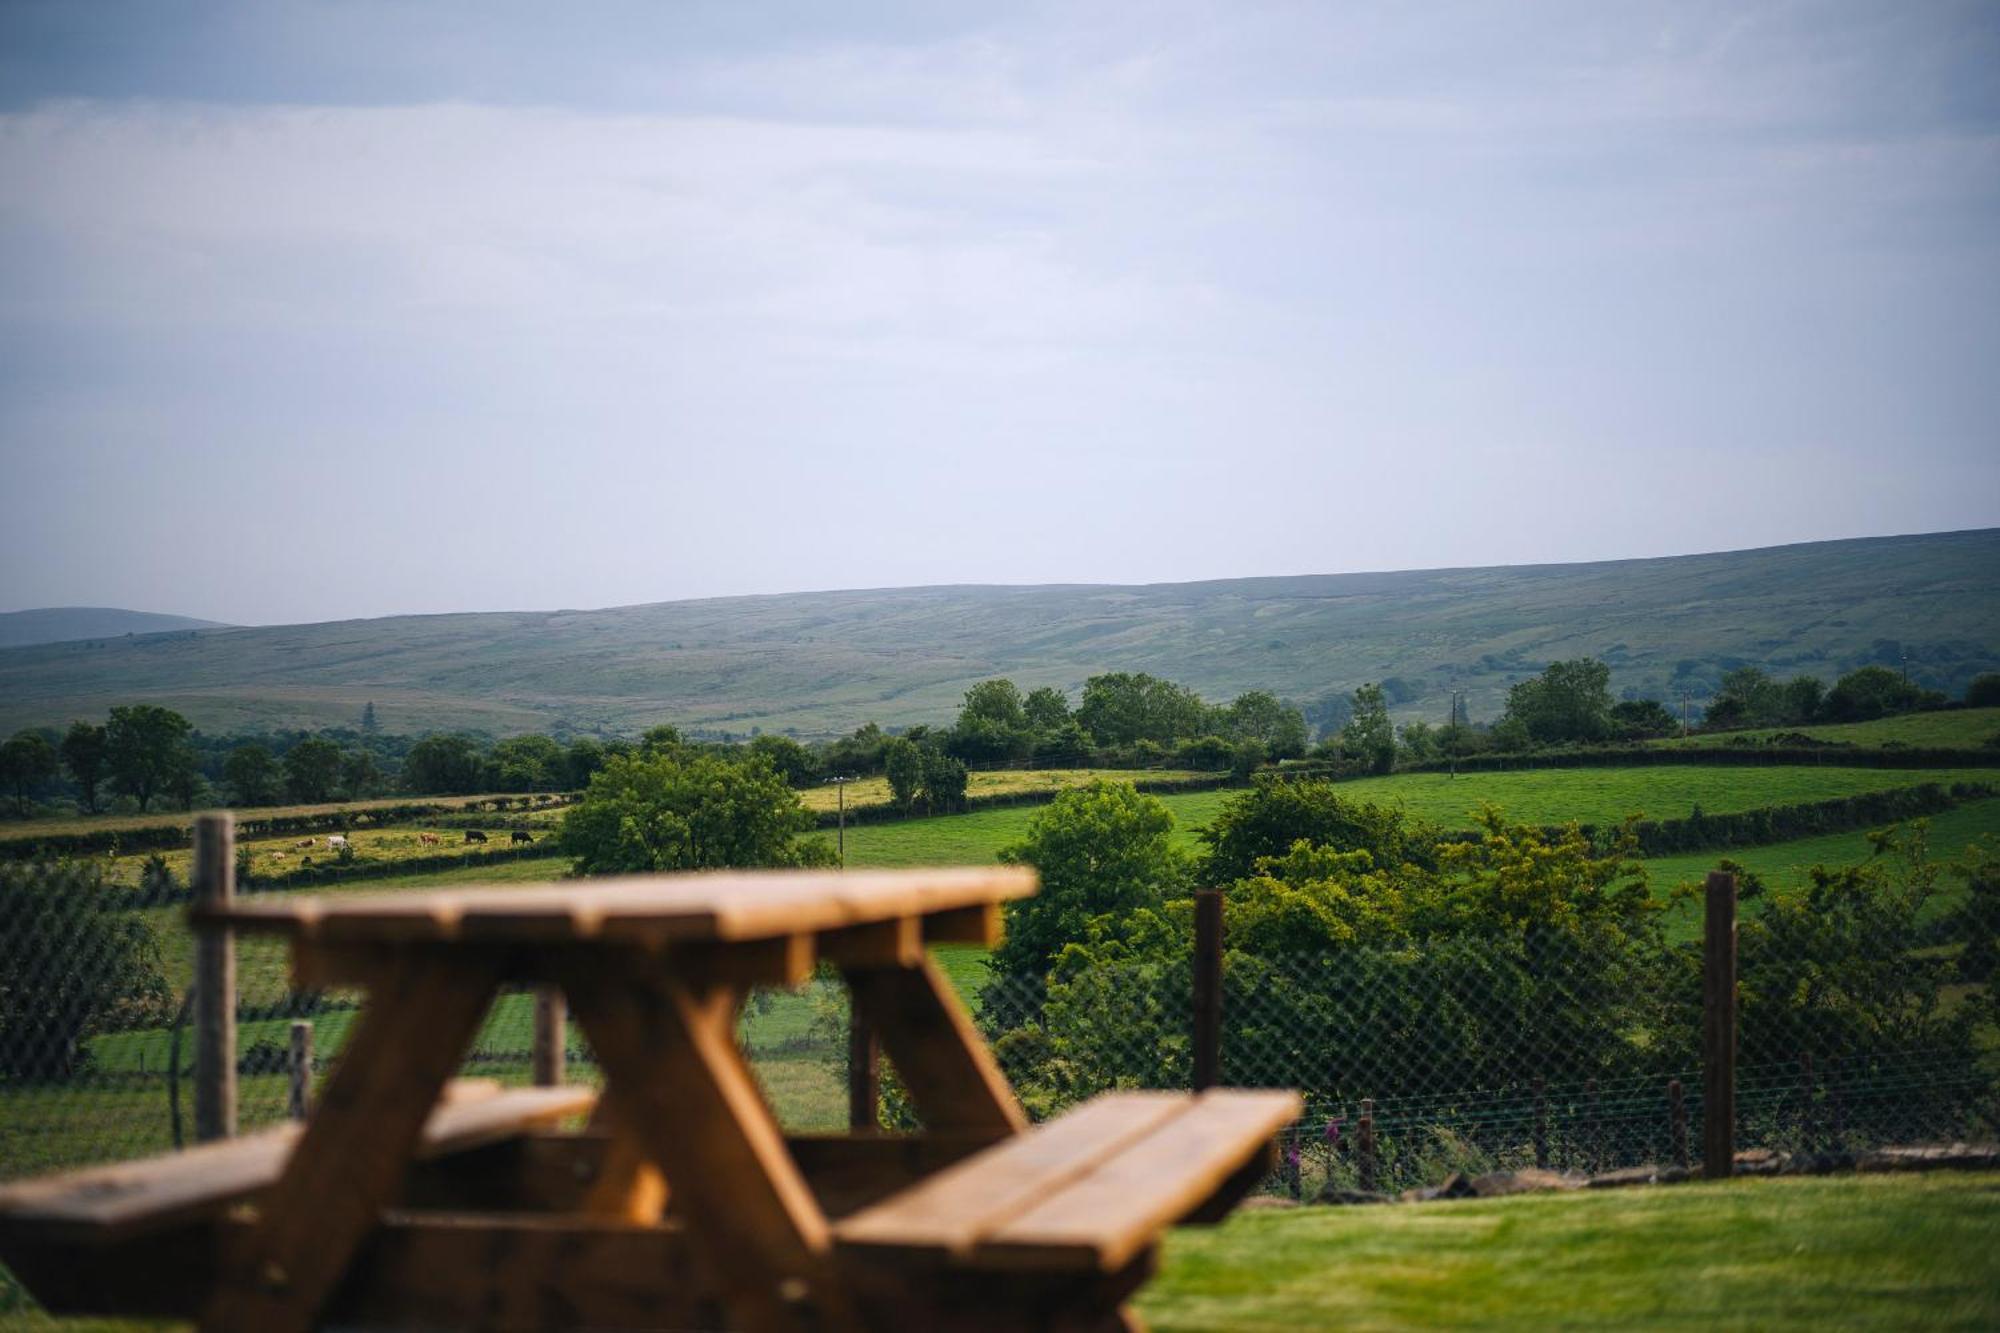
[2,857,1995,1203]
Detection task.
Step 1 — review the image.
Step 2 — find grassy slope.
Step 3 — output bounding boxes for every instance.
[1661,706,2000,750]
[1140,1172,2000,1331]
[1,529,1993,738]
[0,792,560,842]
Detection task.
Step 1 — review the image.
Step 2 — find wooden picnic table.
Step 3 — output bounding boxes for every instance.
[0,867,1299,1332]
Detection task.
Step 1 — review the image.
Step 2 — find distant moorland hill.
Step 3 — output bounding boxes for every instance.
[0,530,1994,739]
[0,607,229,651]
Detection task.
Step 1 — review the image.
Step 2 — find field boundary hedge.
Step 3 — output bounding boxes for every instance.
[1395,745,2000,778]
[1,795,578,861]
[115,840,570,906]
[810,771,1237,830]
[1431,781,1996,859]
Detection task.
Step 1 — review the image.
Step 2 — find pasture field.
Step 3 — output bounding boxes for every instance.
[797,767,1207,814]
[1138,1171,2000,1331]
[1659,706,2000,751]
[96,821,557,889]
[0,791,565,844]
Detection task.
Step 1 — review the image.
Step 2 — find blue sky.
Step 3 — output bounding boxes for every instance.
[1,2,1996,625]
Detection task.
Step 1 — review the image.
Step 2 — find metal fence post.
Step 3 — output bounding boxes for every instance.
[533,987,567,1087]
[1703,870,1738,1179]
[1193,888,1223,1090]
[193,812,237,1142]
[288,1020,314,1121]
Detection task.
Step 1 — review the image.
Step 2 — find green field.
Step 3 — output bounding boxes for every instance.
[1138,1171,2000,1331]
[801,767,1206,814]
[0,792,564,844]
[1663,706,2000,751]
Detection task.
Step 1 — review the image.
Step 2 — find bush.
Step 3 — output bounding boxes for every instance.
[0,861,170,1081]
[558,751,832,874]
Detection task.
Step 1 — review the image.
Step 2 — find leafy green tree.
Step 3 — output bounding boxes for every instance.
[491,735,565,791]
[639,724,685,756]
[1223,691,1308,760]
[402,734,487,794]
[1396,721,1438,764]
[558,751,831,874]
[1609,699,1679,740]
[920,750,969,813]
[882,737,924,811]
[949,679,1033,764]
[1031,719,1092,767]
[1967,674,2000,708]
[105,705,194,813]
[994,780,1190,976]
[819,722,888,777]
[59,721,109,814]
[360,700,378,732]
[222,743,284,806]
[0,861,171,1079]
[282,737,345,803]
[1822,666,1934,722]
[1198,776,1427,885]
[342,748,384,799]
[1076,673,1209,748]
[1175,735,1234,770]
[1023,686,1073,734]
[747,734,817,786]
[1339,684,1396,774]
[165,754,206,811]
[1499,658,1614,745]
[0,731,57,816]
[564,738,608,789]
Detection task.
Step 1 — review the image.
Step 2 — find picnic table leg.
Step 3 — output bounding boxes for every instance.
[565,960,859,1333]
[845,957,1027,1136]
[201,954,502,1333]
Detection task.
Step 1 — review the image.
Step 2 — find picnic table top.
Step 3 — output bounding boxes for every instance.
[192,865,1038,947]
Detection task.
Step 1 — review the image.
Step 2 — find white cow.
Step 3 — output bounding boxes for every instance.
[326,834,349,850]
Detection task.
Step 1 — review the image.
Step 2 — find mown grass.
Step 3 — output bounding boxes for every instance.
[1139,1171,2000,1331]
[798,767,1206,814]
[1658,706,2000,751]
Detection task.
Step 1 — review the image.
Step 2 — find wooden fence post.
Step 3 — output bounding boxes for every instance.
[532,987,566,1087]
[848,1011,879,1132]
[1703,870,1738,1179]
[1193,888,1223,1091]
[1668,1078,1689,1170]
[288,1021,313,1121]
[1357,1098,1378,1194]
[193,812,237,1142]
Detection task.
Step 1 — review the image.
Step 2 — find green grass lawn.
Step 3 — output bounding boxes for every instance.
[1139,1171,2000,1331]
[1658,706,2000,751]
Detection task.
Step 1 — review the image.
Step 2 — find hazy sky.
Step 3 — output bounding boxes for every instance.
[2,1,1996,626]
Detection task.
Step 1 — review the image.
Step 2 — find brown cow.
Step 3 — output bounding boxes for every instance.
[419,832,441,846]
[294,839,315,850]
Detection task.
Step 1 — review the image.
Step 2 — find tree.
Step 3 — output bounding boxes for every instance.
[1076,673,1209,748]
[1822,666,1934,723]
[282,737,344,803]
[59,721,109,814]
[1967,674,2000,709]
[1023,686,1072,734]
[564,737,609,789]
[950,679,1032,764]
[1499,659,1614,745]
[558,751,831,875]
[994,780,1190,976]
[0,732,57,816]
[0,860,171,1079]
[1223,691,1308,760]
[1609,699,1678,740]
[920,750,969,813]
[1198,775,1427,885]
[342,748,384,799]
[883,737,924,811]
[747,734,817,787]
[165,756,206,811]
[402,734,487,794]
[222,744,284,806]
[360,700,379,733]
[491,735,564,791]
[639,725,684,756]
[1396,720,1438,764]
[105,705,194,813]
[1338,684,1396,774]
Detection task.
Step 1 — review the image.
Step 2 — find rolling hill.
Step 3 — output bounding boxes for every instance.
[0,529,1994,739]
[0,607,230,650]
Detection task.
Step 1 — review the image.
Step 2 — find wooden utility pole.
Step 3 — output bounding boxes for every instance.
[1193,888,1223,1090]
[193,812,237,1142]
[1703,870,1738,1179]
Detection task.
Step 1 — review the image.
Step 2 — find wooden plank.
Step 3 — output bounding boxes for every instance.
[201,957,504,1333]
[975,1090,1302,1273]
[821,917,924,969]
[334,1211,716,1332]
[847,958,1027,1136]
[922,902,1003,947]
[192,812,237,1142]
[0,1082,590,1243]
[834,1094,1187,1263]
[197,866,1037,947]
[564,962,857,1331]
[671,932,816,989]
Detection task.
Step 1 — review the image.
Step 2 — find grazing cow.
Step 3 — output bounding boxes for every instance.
[271,852,286,861]
[326,835,349,850]
[510,829,534,844]
[294,839,315,850]
[419,832,441,846]
[464,829,488,844]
